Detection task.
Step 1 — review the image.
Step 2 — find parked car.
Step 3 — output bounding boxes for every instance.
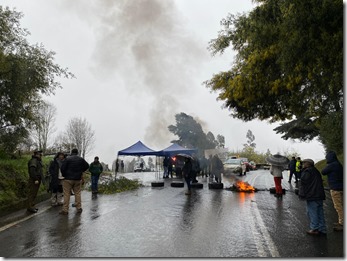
[248,161,257,170]
[223,158,246,175]
[134,159,146,172]
[243,161,257,171]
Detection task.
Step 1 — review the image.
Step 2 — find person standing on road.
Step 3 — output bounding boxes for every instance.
[266,154,288,199]
[211,154,223,183]
[295,157,303,182]
[191,155,200,183]
[48,152,66,206]
[207,155,213,177]
[182,157,193,195]
[298,158,327,236]
[288,156,297,183]
[26,150,43,213]
[270,164,285,198]
[89,156,103,194]
[60,148,89,215]
[163,156,169,178]
[168,157,173,178]
[115,158,119,180]
[321,151,343,232]
[120,160,125,173]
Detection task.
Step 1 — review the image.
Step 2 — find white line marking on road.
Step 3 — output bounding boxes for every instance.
[0,206,51,233]
[251,201,280,257]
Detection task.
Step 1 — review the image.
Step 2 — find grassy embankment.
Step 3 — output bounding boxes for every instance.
[0,154,142,216]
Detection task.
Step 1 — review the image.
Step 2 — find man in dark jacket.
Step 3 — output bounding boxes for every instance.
[182,158,193,195]
[27,150,43,213]
[322,151,343,231]
[89,156,103,194]
[298,159,326,236]
[191,156,200,183]
[60,148,89,215]
[288,156,297,183]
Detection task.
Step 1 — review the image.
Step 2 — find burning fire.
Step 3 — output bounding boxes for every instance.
[232,181,256,193]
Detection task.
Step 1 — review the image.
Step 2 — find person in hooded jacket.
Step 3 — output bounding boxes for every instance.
[321,151,343,231]
[211,154,223,183]
[48,152,66,206]
[298,159,326,236]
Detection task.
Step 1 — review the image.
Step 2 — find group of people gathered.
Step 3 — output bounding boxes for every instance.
[27,148,104,215]
[268,151,343,236]
[174,154,224,195]
[27,149,343,236]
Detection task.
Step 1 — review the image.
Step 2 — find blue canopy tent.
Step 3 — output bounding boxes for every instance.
[117,141,162,184]
[117,140,159,156]
[156,143,197,157]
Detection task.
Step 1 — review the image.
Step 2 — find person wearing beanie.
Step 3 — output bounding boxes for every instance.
[298,158,327,236]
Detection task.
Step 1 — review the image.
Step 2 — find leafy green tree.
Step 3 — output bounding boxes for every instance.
[168,112,221,156]
[0,126,27,153]
[206,131,218,149]
[318,111,343,154]
[216,134,225,148]
[0,7,73,152]
[205,0,342,148]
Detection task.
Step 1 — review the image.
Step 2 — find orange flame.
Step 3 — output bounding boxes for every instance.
[234,181,255,192]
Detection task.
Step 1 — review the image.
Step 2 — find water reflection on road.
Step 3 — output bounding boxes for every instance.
[0,170,343,258]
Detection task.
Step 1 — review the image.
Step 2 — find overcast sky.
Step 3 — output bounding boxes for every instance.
[2,0,326,166]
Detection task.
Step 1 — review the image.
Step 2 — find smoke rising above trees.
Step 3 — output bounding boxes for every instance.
[58,0,208,148]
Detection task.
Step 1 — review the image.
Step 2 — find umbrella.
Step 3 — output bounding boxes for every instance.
[175,153,194,160]
[265,154,289,166]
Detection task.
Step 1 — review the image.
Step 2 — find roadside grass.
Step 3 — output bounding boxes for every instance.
[0,155,53,208]
[0,157,142,215]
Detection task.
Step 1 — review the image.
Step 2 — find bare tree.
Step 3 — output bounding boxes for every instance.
[65,117,95,158]
[52,132,75,154]
[31,101,57,153]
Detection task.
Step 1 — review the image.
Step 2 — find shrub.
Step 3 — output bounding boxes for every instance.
[90,176,142,194]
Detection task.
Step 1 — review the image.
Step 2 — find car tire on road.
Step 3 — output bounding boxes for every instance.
[208,183,224,189]
[151,182,164,187]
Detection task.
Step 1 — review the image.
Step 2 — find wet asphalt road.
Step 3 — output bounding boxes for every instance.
[0,169,343,258]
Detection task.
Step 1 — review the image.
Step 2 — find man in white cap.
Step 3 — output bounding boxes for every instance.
[298,158,327,236]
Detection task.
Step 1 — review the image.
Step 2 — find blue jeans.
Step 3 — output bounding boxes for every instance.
[185,177,191,190]
[306,200,326,233]
[91,175,100,192]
